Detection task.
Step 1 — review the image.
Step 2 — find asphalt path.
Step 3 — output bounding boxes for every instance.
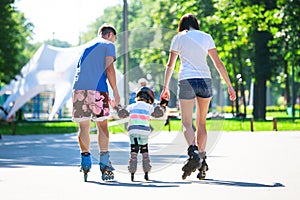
[0,130,299,200]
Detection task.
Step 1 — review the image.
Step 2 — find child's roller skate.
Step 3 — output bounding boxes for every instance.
[182,145,201,180]
[80,152,92,182]
[99,151,115,181]
[142,152,152,181]
[197,152,209,180]
[128,152,138,181]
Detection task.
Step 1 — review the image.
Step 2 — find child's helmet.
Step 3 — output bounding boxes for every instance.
[136,87,155,104]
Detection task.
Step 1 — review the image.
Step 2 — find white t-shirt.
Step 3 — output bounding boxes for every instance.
[170,30,216,80]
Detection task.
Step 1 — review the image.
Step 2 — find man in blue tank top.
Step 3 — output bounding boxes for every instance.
[72,23,120,181]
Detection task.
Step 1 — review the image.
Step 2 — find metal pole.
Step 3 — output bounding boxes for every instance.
[123,0,129,105]
[291,64,295,119]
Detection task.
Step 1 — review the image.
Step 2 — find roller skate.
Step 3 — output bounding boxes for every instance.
[197,152,209,180]
[128,152,138,181]
[99,151,115,181]
[142,152,152,181]
[80,152,92,182]
[182,145,201,180]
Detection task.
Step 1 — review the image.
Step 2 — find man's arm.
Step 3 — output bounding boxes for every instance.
[106,56,120,106]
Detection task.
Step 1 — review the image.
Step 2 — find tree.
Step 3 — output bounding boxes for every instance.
[0,0,33,85]
[78,0,300,117]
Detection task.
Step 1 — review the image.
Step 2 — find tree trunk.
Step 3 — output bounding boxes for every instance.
[253,78,266,119]
[237,47,247,116]
[284,58,290,106]
[252,30,272,120]
[232,49,239,115]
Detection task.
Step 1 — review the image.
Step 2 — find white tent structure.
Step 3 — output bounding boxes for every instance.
[0,39,124,120]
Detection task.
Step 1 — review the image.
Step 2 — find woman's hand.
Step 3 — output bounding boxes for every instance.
[228,86,236,101]
[160,87,170,101]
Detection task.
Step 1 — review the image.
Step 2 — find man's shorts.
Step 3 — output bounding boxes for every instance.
[178,78,213,100]
[72,90,110,122]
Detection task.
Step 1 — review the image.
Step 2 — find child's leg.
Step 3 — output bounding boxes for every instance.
[128,136,138,174]
[139,136,152,174]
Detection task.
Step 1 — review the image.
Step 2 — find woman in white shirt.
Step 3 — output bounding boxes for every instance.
[160,13,236,180]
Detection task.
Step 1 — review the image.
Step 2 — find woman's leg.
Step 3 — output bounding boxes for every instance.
[195,97,212,152]
[78,120,91,153]
[179,99,196,146]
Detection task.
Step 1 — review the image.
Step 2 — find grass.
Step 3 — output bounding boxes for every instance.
[0,121,79,135]
[0,117,299,135]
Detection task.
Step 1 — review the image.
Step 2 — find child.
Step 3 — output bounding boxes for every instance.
[117,86,167,181]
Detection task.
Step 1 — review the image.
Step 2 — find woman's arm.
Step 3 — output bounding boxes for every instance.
[160,51,178,100]
[208,48,236,101]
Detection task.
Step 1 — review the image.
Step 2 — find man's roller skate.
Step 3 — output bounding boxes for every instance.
[197,152,209,180]
[182,145,201,180]
[80,152,92,182]
[128,152,138,181]
[99,151,115,181]
[142,152,152,181]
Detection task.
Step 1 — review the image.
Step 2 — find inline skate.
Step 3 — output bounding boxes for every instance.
[80,152,92,182]
[128,152,138,181]
[142,152,152,181]
[197,152,209,180]
[182,145,201,180]
[99,151,115,181]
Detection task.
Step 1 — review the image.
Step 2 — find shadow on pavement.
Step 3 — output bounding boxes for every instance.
[0,134,80,168]
[86,179,191,188]
[192,179,285,188]
[0,134,186,168]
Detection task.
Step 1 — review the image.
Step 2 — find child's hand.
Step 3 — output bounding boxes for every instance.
[160,98,169,108]
[113,105,129,118]
[151,106,164,118]
[118,108,129,118]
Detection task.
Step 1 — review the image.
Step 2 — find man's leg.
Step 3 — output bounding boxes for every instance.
[96,119,109,151]
[96,119,114,180]
[78,120,92,181]
[78,120,91,153]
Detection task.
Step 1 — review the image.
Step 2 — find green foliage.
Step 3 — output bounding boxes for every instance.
[0,0,34,85]
[1,118,299,135]
[69,0,300,117]
[0,121,78,135]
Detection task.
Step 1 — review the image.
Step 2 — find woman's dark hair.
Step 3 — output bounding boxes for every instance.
[178,13,200,32]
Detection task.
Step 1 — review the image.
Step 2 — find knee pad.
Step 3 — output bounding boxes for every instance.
[130,144,139,153]
[140,144,149,153]
[130,137,139,153]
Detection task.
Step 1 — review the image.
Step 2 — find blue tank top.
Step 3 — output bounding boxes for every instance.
[73,38,116,92]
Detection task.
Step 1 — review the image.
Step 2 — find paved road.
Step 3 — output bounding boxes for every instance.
[0,130,299,200]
